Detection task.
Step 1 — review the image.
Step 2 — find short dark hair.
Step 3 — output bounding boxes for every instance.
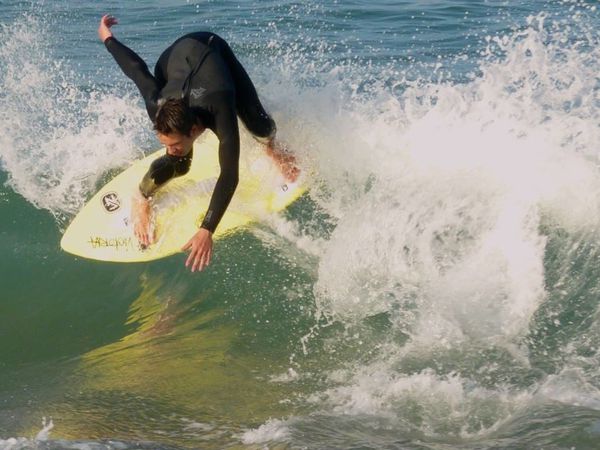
[153,98,197,136]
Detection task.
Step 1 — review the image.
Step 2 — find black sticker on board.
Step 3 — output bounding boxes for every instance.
[101,192,121,213]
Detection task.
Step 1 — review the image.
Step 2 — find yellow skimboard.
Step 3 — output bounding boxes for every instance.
[60,131,305,262]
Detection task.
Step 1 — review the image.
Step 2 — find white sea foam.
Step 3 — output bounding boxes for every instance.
[240,418,291,444]
[304,13,600,337]
[0,418,53,450]
[310,365,531,437]
[270,367,300,383]
[538,367,600,410]
[255,7,600,439]
[0,15,148,222]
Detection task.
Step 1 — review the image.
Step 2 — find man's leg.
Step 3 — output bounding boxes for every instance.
[217,40,299,182]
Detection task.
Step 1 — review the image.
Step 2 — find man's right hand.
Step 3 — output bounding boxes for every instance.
[132,192,155,248]
[98,14,118,43]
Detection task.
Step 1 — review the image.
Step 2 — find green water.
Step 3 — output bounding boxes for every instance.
[0,170,320,446]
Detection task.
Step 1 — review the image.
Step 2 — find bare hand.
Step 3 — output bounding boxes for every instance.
[98,14,118,43]
[182,228,213,272]
[131,193,154,248]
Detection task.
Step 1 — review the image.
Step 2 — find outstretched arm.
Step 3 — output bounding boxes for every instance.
[200,103,240,233]
[182,93,240,272]
[98,14,159,119]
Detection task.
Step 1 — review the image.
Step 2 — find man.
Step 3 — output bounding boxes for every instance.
[98,15,298,272]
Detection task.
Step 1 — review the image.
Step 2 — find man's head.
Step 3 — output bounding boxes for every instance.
[154,98,205,156]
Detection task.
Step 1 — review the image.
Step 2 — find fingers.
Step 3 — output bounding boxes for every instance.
[135,230,148,248]
[192,253,201,272]
[181,239,193,252]
[200,247,213,271]
[192,251,207,272]
[101,14,118,27]
[186,245,212,272]
[195,250,207,272]
[191,248,205,272]
[99,14,118,42]
[183,230,213,272]
[185,248,195,268]
[204,246,212,267]
[134,222,150,249]
[149,226,156,245]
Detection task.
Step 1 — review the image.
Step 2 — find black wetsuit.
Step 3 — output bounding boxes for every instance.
[104,32,275,233]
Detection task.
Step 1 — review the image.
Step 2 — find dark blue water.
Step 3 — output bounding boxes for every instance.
[2,1,600,448]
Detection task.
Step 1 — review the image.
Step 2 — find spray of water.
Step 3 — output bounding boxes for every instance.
[251,6,600,441]
[0,14,149,223]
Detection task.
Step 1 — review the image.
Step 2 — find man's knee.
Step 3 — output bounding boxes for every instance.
[241,109,276,144]
[252,116,276,144]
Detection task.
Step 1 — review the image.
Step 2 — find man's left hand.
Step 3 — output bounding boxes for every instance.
[182,228,213,272]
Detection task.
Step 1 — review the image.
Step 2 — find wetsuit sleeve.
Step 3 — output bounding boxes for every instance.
[104,37,159,119]
[138,152,193,199]
[199,91,240,233]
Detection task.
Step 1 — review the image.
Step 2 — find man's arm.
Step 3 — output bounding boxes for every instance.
[182,92,240,272]
[200,99,240,233]
[98,15,159,119]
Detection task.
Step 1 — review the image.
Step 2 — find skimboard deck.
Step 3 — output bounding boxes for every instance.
[60,131,305,262]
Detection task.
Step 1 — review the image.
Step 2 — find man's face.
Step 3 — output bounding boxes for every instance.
[157,125,204,156]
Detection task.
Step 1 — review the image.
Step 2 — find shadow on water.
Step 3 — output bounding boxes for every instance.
[0,180,144,368]
[0,172,145,437]
[49,231,319,447]
[1,170,320,447]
